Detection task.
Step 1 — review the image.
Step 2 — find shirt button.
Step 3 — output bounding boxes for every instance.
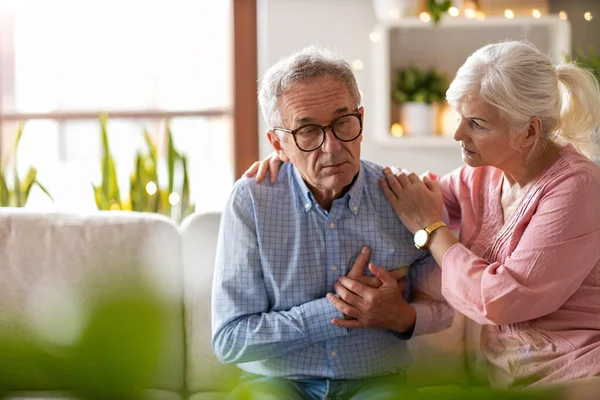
[329,222,335,229]
[331,351,337,357]
[352,206,358,212]
[304,203,311,210]
[332,265,338,272]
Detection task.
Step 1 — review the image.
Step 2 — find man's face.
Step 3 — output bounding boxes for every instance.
[268,77,363,200]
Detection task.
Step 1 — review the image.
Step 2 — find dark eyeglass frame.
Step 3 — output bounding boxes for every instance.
[272,111,363,152]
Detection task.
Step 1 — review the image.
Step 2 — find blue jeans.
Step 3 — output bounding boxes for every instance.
[226,372,413,400]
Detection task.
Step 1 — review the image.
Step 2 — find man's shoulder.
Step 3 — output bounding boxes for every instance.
[230,163,294,205]
[359,159,385,180]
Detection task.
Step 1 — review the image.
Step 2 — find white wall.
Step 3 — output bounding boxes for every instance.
[256,0,464,175]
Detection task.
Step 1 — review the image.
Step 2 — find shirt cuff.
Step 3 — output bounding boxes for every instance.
[408,302,434,338]
[301,297,348,343]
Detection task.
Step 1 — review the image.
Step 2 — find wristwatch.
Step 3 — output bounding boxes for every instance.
[414,221,447,250]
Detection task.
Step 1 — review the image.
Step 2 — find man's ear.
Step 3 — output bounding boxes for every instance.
[267,130,290,162]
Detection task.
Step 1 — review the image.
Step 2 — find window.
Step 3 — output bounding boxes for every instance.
[0,0,235,213]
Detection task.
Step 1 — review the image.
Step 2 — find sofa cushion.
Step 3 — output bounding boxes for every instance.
[180,212,240,395]
[0,209,185,393]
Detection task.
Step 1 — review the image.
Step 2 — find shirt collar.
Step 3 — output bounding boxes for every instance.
[290,162,364,215]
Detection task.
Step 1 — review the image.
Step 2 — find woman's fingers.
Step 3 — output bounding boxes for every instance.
[269,154,282,184]
[243,161,260,179]
[423,175,442,195]
[256,158,271,183]
[383,168,405,195]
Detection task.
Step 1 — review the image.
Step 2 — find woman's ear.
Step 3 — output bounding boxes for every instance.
[523,116,542,148]
[267,130,290,162]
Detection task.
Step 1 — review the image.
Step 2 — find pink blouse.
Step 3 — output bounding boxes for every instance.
[439,145,600,388]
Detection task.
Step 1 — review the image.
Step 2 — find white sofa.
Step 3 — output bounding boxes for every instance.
[2,208,593,399]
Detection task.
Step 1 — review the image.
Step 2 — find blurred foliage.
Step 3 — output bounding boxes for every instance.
[427,0,452,25]
[0,271,169,400]
[393,65,450,105]
[0,265,575,400]
[0,122,53,207]
[567,47,600,84]
[93,114,195,222]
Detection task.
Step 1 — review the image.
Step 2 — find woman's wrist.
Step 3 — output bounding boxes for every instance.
[427,226,459,268]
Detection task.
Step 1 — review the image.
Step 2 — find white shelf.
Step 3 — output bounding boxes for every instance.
[371,14,571,148]
[381,15,566,29]
[378,136,458,148]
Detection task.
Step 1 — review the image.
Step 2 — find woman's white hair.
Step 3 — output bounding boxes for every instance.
[446,40,600,159]
[258,46,361,130]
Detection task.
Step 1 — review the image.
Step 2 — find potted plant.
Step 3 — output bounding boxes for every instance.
[0,123,52,207]
[372,0,452,24]
[392,65,449,136]
[93,115,195,222]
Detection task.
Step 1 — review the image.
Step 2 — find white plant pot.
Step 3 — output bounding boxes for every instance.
[372,0,421,21]
[399,102,435,137]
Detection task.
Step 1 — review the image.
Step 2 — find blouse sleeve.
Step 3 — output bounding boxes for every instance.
[437,167,466,231]
[440,171,600,326]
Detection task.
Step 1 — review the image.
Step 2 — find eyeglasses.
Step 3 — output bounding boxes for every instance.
[272,111,363,152]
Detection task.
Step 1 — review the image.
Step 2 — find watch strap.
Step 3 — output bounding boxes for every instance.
[424,221,447,235]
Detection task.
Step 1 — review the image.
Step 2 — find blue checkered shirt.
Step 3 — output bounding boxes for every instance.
[211,160,453,379]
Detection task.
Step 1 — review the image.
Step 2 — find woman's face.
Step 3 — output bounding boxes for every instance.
[452,94,523,170]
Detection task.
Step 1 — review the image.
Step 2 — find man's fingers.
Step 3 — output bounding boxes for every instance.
[397,276,408,292]
[389,266,409,280]
[331,317,363,329]
[356,276,383,288]
[337,276,370,298]
[327,293,360,319]
[334,282,363,307]
[368,263,397,287]
[347,246,370,279]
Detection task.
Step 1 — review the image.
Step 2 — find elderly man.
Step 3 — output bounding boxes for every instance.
[211,46,453,399]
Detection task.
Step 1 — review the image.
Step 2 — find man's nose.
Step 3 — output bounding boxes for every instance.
[321,127,343,153]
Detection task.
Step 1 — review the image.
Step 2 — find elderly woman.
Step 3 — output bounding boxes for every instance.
[245,40,600,389]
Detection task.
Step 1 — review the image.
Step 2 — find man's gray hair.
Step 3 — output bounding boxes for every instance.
[258,46,362,129]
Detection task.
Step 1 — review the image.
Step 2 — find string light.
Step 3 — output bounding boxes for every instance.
[145,181,157,195]
[584,12,593,21]
[369,32,381,43]
[532,9,541,19]
[352,59,364,70]
[559,11,567,20]
[388,8,400,20]
[169,193,180,206]
[419,12,431,22]
[476,12,485,21]
[448,7,459,17]
[465,8,476,19]
[504,9,514,19]
[390,124,405,137]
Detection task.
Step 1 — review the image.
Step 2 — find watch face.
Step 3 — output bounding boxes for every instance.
[414,229,428,247]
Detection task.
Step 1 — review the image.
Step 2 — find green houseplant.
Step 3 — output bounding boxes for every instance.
[393,65,449,136]
[568,47,600,85]
[93,115,195,222]
[0,122,53,207]
[428,0,452,24]
[393,65,449,105]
